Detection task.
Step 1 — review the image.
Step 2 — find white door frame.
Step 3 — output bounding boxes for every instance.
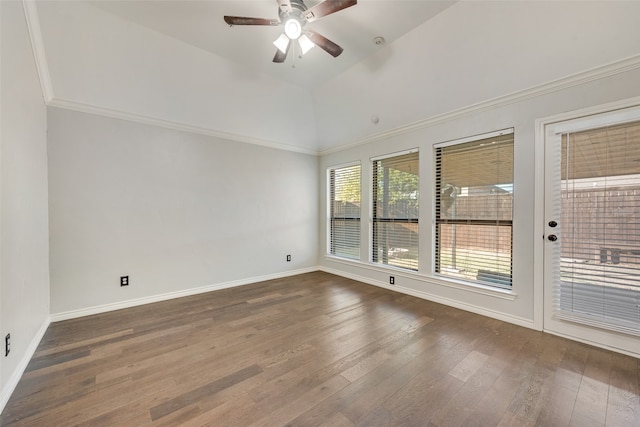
[534,96,640,358]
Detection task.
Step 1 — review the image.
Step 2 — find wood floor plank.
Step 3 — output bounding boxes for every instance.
[458,325,531,427]
[355,407,395,427]
[319,412,355,427]
[149,364,263,421]
[249,374,350,427]
[427,352,509,426]
[283,336,431,426]
[380,315,497,424]
[606,352,640,426]
[447,349,490,382]
[1,271,638,427]
[570,347,614,426]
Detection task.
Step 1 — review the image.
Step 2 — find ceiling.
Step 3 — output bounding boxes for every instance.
[89,0,456,89]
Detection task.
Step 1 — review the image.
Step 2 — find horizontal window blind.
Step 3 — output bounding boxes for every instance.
[435,132,514,288]
[329,164,361,259]
[556,120,640,335]
[372,151,419,270]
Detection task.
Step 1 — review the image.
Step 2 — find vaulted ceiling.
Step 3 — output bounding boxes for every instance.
[89,0,456,90]
[31,1,640,154]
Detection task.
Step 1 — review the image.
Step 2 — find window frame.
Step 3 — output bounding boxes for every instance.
[370,149,420,271]
[327,161,362,260]
[433,129,514,289]
[551,113,640,336]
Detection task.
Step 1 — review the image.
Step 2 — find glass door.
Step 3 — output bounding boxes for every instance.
[543,106,640,355]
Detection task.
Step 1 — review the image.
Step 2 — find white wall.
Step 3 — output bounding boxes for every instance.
[313,0,640,152]
[35,1,318,153]
[48,107,318,316]
[317,1,640,338]
[2,2,638,410]
[319,65,640,347]
[0,0,50,409]
[315,0,640,356]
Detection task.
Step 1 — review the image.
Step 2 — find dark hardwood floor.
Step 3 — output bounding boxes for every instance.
[1,272,639,426]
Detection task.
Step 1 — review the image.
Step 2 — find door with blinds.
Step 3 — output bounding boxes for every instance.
[543,105,640,353]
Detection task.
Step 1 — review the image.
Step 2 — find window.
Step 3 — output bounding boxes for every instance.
[328,163,361,259]
[372,151,419,270]
[435,130,514,288]
[555,117,640,335]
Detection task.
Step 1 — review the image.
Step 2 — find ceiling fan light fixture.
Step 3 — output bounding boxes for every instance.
[284,18,302,39]
[298,34,315,55]
[273,33,290,54]
[224,0,358,63]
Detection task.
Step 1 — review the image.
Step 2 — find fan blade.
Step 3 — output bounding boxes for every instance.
[276,0,293,14]
[304,0,357,23]
[307,30,343,57]
[273,45,290,63]
[224,16,280,26]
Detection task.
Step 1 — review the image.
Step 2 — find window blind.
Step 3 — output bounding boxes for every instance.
[435,131,514,288]
[555,120,640,335]
[329,164,361,259]
[372,151,419,271]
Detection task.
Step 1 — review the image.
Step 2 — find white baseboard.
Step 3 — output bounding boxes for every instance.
[3,269,317,412]
[319,266,537,330]
[51,267,318,322]
[543,329,640,359]
[0,316,51,413]
[5,265,537,414]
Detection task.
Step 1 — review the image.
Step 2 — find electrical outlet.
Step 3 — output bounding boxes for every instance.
[286,254,291,262]
[389,276,395,285]
[120,276,129,286]
[5,333,10,356]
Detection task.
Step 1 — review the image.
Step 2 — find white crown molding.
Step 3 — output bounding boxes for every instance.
[320,54,640,156]
[21,0,317,156]
[22,0,53,104]
[22,0,640,157]
[47,98,319,155]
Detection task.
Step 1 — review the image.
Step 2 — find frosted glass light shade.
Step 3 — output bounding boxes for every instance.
[273,33,290,54]
[298,34,315,55]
